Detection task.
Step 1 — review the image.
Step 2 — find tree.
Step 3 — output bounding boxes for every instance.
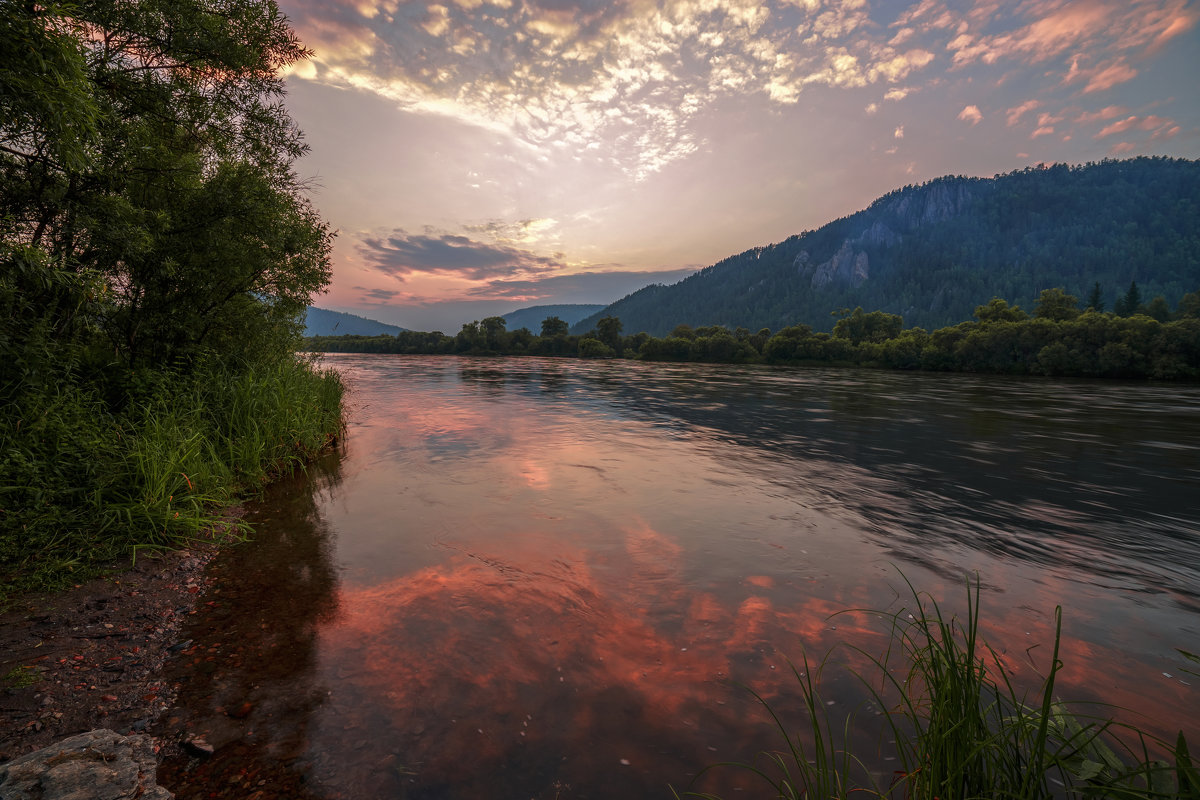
[1,0,330,369]
[1087,282,1105,313]
[974,298,1029,323]
[480,316,507,350]
[578,337,614,358]
[1178,291,1200,319]
[540,316,569,337]
[596,316,624,354]
[1033,288,1080,321]
[1114,281,1142,316]
[1144,296,1171,322]
[832,307,903,343]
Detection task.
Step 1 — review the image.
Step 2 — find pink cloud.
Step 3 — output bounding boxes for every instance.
[1075,105,1129,124]
[1109,141,1137,154]
[1094,114,1173,138]
[1006,99,1040,126]
[1031,126,1055,138]
[958,104,983,125]
[1082,61,1138,93]
[946,0,1194,95]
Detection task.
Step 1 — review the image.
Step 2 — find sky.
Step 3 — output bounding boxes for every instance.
[276,0,1200,333]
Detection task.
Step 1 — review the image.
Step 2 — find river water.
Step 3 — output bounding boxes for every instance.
[157,355,1200,799]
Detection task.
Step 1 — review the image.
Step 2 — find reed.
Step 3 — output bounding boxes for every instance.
[677,576,1198,799]
[0,353,344,601]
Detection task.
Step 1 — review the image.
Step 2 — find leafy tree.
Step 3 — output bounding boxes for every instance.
[1144,296,1171,322]
[1034,288,1080,321]
[597,315,623,352]
[578,337,614,358]
[974,298,1029,323]
[540,316,569,337]
[832,307,903,343]
[1,0,329,369]
[1178,291,1200,319]
[481,316,508,350]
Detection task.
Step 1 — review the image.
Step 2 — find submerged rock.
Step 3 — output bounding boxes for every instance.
[0,729,172,800]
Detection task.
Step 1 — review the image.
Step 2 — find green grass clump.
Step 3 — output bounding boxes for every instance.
[679,577,1198,799]
[0,352,344,602]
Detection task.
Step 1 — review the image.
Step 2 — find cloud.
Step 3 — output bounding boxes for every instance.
[1075,105,1129,124]
[279,0,945,178]
[359,229,567,281]
[864,102,878,114]
[1082,61,1139,93]
[1005,99,1039,126]
[884,86,913,101]
[1093,114,1175,138]
[1031,126,1054,138]
[357,287,404,301]
[894,125,904,138]
[933,0,1195,99]
[958,104,983,125]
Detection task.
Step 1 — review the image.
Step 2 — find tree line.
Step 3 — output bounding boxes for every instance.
[307,285,1200,380]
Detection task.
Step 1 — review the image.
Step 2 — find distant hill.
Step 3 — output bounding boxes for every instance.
[304,307,405,337]
[503,304,605,331]
[573,157,1200,336]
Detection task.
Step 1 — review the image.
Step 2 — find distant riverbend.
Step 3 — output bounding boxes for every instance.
[157,355,1200,799]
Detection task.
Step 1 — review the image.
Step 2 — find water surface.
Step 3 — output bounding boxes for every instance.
[158,356,1200,798]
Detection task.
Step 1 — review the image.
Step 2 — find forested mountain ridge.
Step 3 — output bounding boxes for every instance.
[572,158,1200,336]
[304,307,405,336]
[502,304,605,331]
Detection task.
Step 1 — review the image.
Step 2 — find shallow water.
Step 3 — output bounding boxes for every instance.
[158,356,1200,799]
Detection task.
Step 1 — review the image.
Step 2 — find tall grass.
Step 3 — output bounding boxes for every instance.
[0,353,344,601]
[678,577,1198,800]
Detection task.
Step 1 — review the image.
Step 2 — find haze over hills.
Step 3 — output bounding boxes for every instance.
[573,157,1200,337]
[501,304,606,331]
[304,307,406,337]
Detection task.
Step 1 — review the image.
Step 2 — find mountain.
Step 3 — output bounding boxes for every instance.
[502,304,606,331]
[304,307,406,337]
[573,157,1200,336]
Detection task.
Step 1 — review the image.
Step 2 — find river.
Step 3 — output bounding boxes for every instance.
[156,355,1200,799]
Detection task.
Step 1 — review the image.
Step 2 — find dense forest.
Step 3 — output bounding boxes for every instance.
[571,158,1200,336]
[307,286,1200,379]
[1,0,343,598]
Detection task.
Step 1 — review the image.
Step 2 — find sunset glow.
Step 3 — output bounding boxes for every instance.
[277,0,1200,332]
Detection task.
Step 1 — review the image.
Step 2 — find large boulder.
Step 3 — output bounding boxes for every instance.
[0,729,172,800]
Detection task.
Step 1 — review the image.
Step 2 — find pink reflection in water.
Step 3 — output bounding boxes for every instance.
[307,517,888,796]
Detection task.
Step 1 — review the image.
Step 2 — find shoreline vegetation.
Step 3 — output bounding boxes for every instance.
[1,1,344,600]
[307,287,1200,380]
[679,578,1199,800]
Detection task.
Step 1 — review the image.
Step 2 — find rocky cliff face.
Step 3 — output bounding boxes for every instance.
[793,179,978,290]
[795,243,870,289]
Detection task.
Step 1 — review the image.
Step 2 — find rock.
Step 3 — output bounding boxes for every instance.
[811,240,869,289]
[183,735,214,757]
[0,729,172,800]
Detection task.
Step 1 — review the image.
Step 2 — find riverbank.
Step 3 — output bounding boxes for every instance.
[0,511,241,764]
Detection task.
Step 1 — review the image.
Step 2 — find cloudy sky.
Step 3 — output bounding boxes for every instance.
[277,0,1200,332]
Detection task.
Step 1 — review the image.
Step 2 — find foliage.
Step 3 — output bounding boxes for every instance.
[677,577,1198,800]
[307,293,1200,380]
[1,0,341,598]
